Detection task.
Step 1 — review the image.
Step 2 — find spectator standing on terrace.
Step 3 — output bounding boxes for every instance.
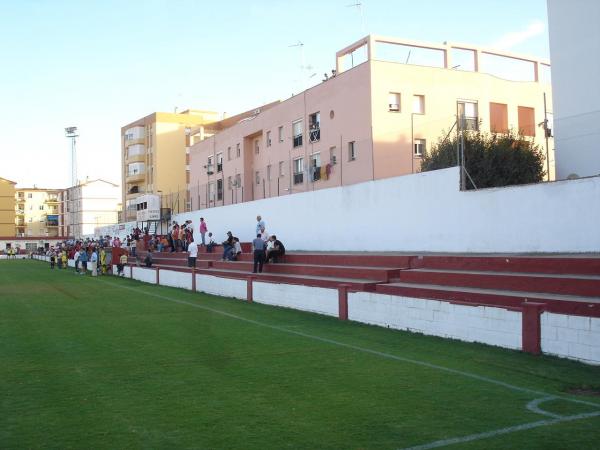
[256,215,265,235]
[144,248,154,268]
[252,234,266,273]
[260,227,269,242]
[266,235,285,263]
[188,239,198,268]
[100,247,107,275]
[199,218,208,246]
[179,224,187,252]
[171,224,180,252]
[61,250,68,269]
[131,237,137,257]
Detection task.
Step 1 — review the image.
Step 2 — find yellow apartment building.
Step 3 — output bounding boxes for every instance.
[121,109,221,221]
[15,188,62,237]
[0,177,16,236]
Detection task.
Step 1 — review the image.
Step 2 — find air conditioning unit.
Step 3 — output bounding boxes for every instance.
[331,155,337,165]
[389,103,399,111]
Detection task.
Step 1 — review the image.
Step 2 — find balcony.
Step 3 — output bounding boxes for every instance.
[16,209,24,216]
[124,137,145,147]
[309,128,320,143]
[126,152,145,163]
[312,167,321,182]
[126,169,145,183]
[45,197,60,204]
[293,173,304,185]
[460,116,479,131]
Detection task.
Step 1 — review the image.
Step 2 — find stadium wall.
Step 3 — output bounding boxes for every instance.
[170,167,600,253]
[28,255,600,365]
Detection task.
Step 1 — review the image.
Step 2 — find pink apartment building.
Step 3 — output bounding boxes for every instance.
[188,35,553,209]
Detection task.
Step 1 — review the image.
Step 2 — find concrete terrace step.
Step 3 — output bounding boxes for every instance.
[195,267,379,291]
[410,255,600,275]
[376,282,600,317]
[211,260,402,282]
[396,268,600,298]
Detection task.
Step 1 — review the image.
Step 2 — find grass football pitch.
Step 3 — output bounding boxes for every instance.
[1,260,600,449]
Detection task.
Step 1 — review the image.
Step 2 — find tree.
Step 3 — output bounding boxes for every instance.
[420,129,546,189]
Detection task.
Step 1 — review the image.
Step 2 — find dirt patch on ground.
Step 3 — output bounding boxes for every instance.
[565,387,600,397]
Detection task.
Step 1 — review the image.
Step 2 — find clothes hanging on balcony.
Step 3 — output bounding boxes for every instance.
[320,166,328,180]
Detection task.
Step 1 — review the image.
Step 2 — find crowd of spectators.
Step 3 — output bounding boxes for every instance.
[34,214,285,275]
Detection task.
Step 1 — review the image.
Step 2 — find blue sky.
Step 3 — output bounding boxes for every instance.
[0,0,550,188]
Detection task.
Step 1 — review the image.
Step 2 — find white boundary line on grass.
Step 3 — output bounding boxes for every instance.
[93,277,600,447]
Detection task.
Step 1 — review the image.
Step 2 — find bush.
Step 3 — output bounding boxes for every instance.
[420,129,546,189]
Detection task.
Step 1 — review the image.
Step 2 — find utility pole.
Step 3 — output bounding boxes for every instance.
[65,127,79,186]
[543,92,551,181]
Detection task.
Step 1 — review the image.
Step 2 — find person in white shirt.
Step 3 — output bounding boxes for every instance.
[73,250,81,274]
[260,227,269,242]
[188,240,198,268]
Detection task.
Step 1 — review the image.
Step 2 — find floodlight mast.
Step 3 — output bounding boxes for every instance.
[65,127,79,186]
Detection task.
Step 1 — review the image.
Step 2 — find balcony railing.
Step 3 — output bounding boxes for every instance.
[293,173,304,185]
[312,167,321,181]
[460,116,479,131]
[309,128,320,143]
[127,169,145,177]
[293,134,303,148]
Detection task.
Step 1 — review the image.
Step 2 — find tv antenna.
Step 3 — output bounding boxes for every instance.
[346,2,366,34]
[65,126,79,186]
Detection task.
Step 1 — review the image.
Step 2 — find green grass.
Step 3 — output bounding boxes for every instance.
[1,260,599,449]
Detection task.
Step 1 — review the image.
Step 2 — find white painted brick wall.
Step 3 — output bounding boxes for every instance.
[196,274,247,299]
[132,267,156,284]
[348,292,522,349]
[253,282,338,317]
[541,312,600,365]
[160,269,193,290]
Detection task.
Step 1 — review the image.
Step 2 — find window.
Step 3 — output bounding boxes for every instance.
[292,119,303,147]
[414,139,426,157]
[39,205,44,210]
[293,158,304,184]
[278,126,284,142]
[207,156,214,174]
[388,92,400,112]
[267,164,272,180]
[236,143,241,157]
[518,106,535,137]
[227,176,232,190]
[413,95,425,114]
[310,153,321,181]
[266,131,272,147]
[309,112,320,142]
[227,146,232,160]
[457,101,478,131]
[329,146,337,165]
[256,171,261,185]
[208,182,215,202]
[28,193,32,198]
[235,173,241,188]
[254,138,260,155]
[490,102,508,133]
[216,152,223,172]
[217,179,223,201]
[348,141,356,161]
[279,161,285,177]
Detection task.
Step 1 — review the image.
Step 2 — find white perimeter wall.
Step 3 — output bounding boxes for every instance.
[349,292,522,349]
[548,0,600,179]
[541,312,600,365]
[196,274,247,299]
[253,282,339,317]
[173,167,600,253]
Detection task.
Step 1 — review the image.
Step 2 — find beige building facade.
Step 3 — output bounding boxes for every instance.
[14,188,62,238]
[188,35,553,209]
[0,177,16,237]
[121,110,221,221]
